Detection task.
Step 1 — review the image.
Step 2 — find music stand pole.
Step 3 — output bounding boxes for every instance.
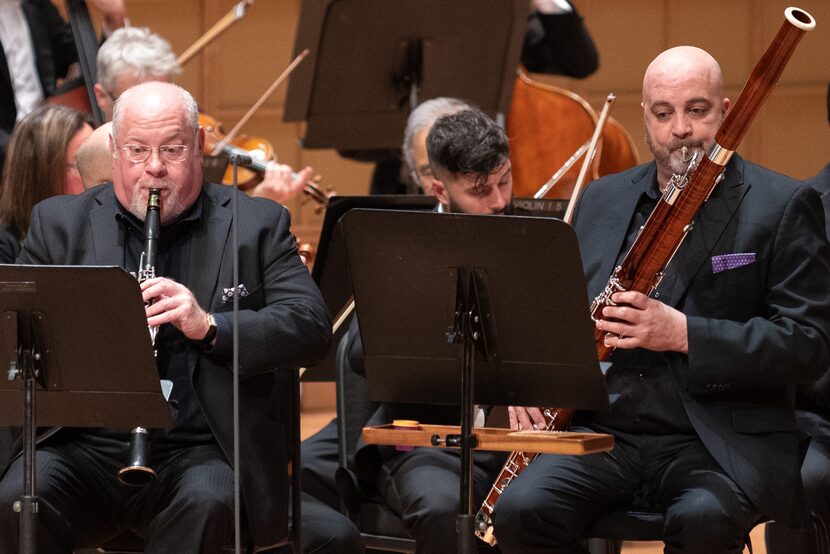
[443,273,480,554]
[9,319,40,554]
[458,292,478,554]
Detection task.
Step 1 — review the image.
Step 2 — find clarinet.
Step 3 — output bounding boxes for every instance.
[118,188,161,486]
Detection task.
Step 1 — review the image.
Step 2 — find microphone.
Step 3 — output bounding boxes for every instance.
[227,152,253,166]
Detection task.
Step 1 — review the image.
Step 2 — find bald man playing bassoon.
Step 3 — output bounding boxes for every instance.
[494,46,830,554]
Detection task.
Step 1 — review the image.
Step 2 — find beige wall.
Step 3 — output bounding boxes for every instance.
[553,0,830,181]
[80,0,830,245]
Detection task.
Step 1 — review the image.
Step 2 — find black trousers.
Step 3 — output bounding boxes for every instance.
[765,409,830,554]
[379,447,504,554]
[492,429,762,554]
[0,437,235,554]
[0,435,363,554]
[300,418,342,510]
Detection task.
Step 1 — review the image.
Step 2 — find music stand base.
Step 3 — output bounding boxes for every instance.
[457,514,476,553]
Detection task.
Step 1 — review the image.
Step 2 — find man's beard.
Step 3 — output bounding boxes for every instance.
[127,181,186,224]
[645,132,704,176]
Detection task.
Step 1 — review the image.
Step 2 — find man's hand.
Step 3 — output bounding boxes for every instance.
[88,0,127,32]
[508,406,548,431]
[530,0,571,15]
[250,163,312,204]
[596,291,688,353]
[141,277,210,340]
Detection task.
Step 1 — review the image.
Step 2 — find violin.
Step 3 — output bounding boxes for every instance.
[199,113,333,210]
[199,113,272,190]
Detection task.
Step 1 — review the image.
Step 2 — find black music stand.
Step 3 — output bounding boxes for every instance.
[340,209,608,553]
[0,265,171,554]
[303,195,437,382]
[284,0,528,150]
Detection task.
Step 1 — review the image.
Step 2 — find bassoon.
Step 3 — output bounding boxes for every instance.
[474,7,816,545]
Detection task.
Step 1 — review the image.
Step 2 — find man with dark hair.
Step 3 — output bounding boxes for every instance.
[403,97,473,195]
[765,80,830,554]
[303,107,512,554]
[494,46,830,553]
[352,109,511,554]
[427,108,513,214]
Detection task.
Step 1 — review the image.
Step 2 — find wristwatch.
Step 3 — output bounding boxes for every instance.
[200,312,217,345]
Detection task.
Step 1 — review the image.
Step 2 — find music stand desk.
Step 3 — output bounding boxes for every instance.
[341,209,609,553]
[363,424,612,456]
[0,265,171,554]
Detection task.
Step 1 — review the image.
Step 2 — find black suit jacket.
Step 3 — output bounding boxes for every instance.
[0,0,76,166]
[522,4,599,77]
[15,183,332,546]
[798,164,830,415]
[807,163,830,237]
[572,155,830,527]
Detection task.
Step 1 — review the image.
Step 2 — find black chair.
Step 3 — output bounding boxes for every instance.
[584,510,664,554]
[584,510,770,554]
[332,322,660,554]
[332,323,417,553]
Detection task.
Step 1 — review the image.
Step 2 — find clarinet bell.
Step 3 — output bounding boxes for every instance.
[117,427,157,487]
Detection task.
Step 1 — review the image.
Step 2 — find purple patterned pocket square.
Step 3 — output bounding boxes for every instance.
[711,253,756,274]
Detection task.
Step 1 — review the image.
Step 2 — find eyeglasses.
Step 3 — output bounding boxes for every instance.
[116,144,191,164]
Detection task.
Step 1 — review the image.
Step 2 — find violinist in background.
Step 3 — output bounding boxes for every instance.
[0,0,125,172]
[94,25,311,205]
[93,25,181,122]
[765,80,830,554]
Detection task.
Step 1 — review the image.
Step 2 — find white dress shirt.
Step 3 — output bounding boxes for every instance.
[0,0,45,121]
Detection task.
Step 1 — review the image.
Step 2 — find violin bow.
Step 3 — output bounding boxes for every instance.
[211,49,310,156]
[177,0,254,66]
[562,93,615,224]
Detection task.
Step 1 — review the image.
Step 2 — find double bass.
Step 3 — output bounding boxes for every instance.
[47,0,105,126]
[507,70,639,200]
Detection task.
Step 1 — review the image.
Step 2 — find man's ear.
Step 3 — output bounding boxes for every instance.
[431,179,449,206]
[93,83,111,115]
